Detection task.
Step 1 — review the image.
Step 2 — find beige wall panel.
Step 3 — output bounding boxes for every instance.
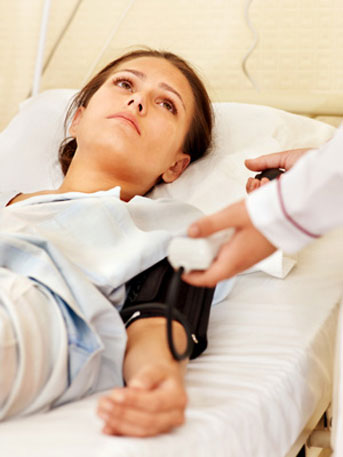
[0,0,81,129]
[244,0,343,113]
[42,0,141,89]
[41,0,253,97]
[0,0,43,129]
[2,0,343,129]
[38,0,343,115]
[42,0,83,71]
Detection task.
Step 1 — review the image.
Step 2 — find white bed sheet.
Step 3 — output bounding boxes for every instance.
[1,227,342,457]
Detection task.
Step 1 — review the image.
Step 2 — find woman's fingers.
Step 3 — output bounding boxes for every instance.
[97,364,188,437]
[100,407,184,437]
[101,382,187,414]
[98,396,185,437]
[125,364,187,411]
[126,362,168,390]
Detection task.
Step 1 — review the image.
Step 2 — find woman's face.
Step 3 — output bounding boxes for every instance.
[70,56,195,196]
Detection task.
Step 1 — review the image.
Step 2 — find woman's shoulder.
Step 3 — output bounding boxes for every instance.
[0,191,22,207]
[2,190,55,207]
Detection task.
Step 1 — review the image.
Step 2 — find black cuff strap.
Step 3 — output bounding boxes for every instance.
[121,258,215,360]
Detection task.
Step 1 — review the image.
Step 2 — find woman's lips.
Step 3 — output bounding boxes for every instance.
[107,113,141,135]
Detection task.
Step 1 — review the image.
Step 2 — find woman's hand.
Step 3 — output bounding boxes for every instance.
[182,200,276,287]
[97,362,187,437]
[245,148,311,193]
[97,317,188,437]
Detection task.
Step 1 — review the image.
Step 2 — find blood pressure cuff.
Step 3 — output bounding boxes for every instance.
[120,257,215,359]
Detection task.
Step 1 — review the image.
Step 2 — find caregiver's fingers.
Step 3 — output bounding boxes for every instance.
[245,152,289,171]
[188,200,249,239]
[182,242,240,287]
[245,148,310,172]
[246,177,269,194]
[183,224,277,287]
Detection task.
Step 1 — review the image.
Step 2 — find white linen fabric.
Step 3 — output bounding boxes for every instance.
[148,102,335,214]
[0,191,20,208]
[332,299,343,457]
[0,90,74,193]
[0,269,69,418]
[1,90,334,278]
[0,187,205,419]
[1,226,342,457]
[1,91,342,455]
[0,90,334,203]
[246,124,343,253]
[245,124,343,456]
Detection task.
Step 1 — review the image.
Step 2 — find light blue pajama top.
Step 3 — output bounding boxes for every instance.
[0,187,204,408]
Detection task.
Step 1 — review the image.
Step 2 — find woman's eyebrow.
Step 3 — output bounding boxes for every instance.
[116,68,186,110]
[159,82,185,111]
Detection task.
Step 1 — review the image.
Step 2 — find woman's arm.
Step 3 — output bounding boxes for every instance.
[97,317,188,437]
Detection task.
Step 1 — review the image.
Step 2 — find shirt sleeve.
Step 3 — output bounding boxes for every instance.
[245,125,343,254]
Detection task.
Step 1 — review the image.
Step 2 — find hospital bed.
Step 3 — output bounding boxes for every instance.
[1,2,343,456]
[0,90,342,457]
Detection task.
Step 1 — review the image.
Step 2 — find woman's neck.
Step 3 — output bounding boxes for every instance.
[56,154,146,201]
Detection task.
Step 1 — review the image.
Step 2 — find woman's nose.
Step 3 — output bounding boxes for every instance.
[127,95,145,114]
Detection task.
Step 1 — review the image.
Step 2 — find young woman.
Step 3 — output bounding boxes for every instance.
[0,49,213,437]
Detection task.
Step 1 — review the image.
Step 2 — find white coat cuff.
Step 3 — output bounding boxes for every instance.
[245,179,315,254]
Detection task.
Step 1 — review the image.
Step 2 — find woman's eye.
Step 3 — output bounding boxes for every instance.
[160,99,177,114]
[114,78,133,90]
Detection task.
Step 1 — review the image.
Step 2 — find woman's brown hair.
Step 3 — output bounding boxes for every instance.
[59,49,213,175]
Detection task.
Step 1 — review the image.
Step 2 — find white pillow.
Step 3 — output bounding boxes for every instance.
[149,102,335,212]
[0,89,76,193]
[149,102,335,279]
[0,90,335,278]
[1,90,334,198]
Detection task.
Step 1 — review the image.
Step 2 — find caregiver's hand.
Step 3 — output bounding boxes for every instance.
[182,199,276,287]
[245,148,310,193]
[97,362,186,437]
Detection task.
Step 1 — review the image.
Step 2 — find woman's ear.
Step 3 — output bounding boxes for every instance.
[69,107,85,137]
[161,153,191,183]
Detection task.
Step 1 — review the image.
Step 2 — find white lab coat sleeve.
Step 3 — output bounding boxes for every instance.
[245,125,343,254]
